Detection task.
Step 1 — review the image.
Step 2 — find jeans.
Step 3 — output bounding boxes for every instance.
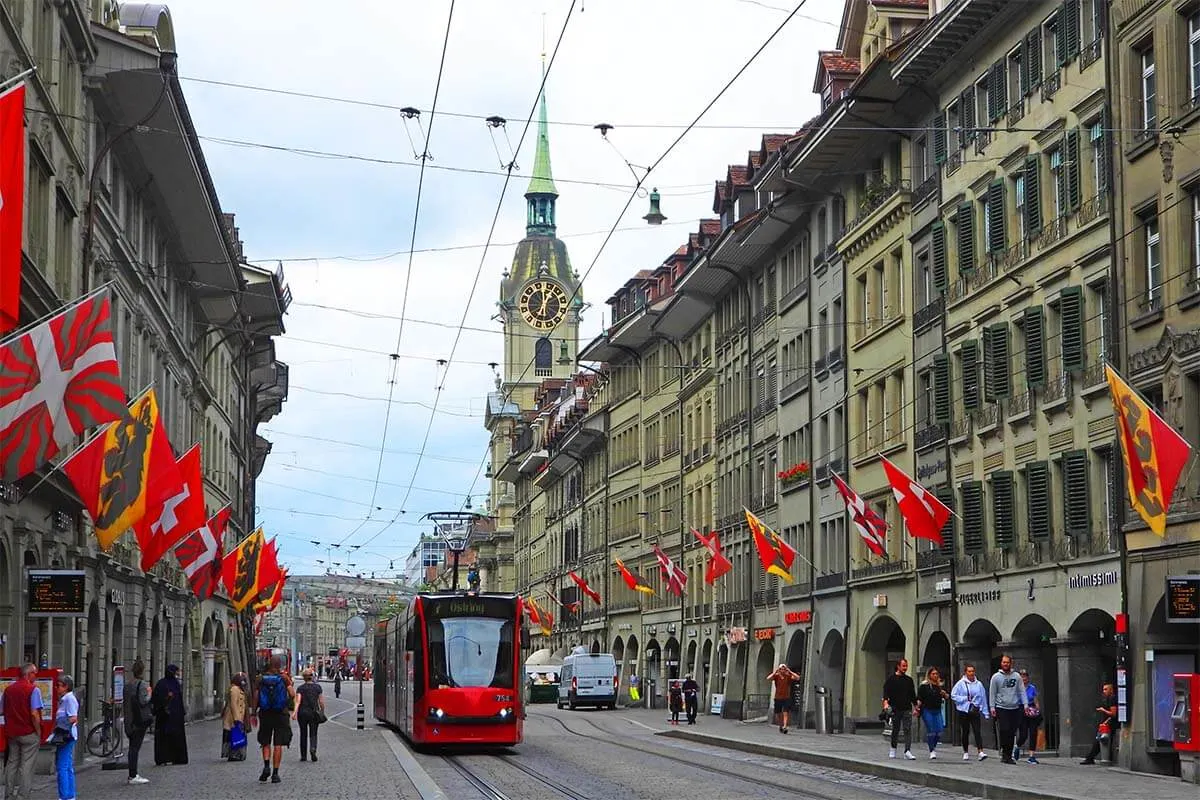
[684,694,698,723]
[127,726,147,777]
[889,710,913,750]
[958,710,983,751]
[55,739,76,800]
[298,716,319,755]
[4,731,40,800]
[921,709,945,751]
[996,707,1024,760]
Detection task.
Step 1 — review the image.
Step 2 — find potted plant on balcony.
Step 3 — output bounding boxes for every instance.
[777,462,810,486]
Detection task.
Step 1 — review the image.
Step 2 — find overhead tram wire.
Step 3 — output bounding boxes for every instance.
[346,0,581,553]
[458,0,816,507]
[341,0,458,545]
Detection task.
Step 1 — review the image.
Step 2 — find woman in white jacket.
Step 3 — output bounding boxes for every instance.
[950,664,990,761]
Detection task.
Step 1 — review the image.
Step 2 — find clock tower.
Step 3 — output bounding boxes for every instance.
[498,80,581,411]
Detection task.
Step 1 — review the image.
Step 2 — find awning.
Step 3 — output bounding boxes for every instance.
[891,0,1018,85]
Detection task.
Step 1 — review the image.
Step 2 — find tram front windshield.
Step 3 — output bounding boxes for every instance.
[426,617,514,689]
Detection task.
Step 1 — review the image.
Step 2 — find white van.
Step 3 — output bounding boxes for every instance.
[557,652,618,710]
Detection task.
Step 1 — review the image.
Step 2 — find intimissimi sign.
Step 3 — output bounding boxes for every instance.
[1069,570,1118,589]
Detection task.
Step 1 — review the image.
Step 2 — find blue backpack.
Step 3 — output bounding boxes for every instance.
[258,674,288,712]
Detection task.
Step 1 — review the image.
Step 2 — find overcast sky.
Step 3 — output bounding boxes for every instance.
[165,0,846,579]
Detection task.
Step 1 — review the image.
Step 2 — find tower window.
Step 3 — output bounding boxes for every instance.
[535,337,553,376]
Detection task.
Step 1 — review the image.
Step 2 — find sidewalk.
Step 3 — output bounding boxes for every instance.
[614,706,1192,800]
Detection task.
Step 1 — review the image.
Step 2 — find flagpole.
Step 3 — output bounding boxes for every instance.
[0,281,116,348]
[17,380,154,504]
[0,67,36,96]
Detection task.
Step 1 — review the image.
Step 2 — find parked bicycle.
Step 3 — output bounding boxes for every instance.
[85,697,125,758]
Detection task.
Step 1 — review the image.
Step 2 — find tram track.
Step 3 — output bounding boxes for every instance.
[528,709,958,800]
[443,753,594,800]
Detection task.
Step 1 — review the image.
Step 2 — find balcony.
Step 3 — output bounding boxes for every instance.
[1081,38,1102,71]
[750,307,775,330]
[913,171,939,207]
[845,180,910,237]
[752,588,777,607]
[780,371,810,402]
[944,149,962,176]
[913,296,943,332]
[1041,371,1073,410]
[851,560,908,581]
[754,398,776,418]
[823,243,838,262]
[949,412,971,444]
[717,599,751,615]
[1006,387,1033,421]
[915,549,951,571]
[1041,70,1061,101]
[1077,193,1108,227]
[827,345,844,370]
[812,249,829,274]
[1032,215,1067,252]
[611,454,640,472]
[815,354,829,375]
[814,571,845,591]
[780,278,809,310]
[1006,98,1025,127]
[974,127,992,155]
[976,402,1000,435]
[915,423,946,451]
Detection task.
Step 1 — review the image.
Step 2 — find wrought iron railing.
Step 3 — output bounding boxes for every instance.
[851,560,908,580]
[1041,70,1061,101]
[846,180,910,236]
[944,149,962,176]
[1006,98,1025,127]
[1081,38,1102,70]
[815,572,845,590]
[717,599,751,615]
[752,588,776,607]
[780,279,809,309]
[1042,371,1073,405]
[1007,388,1033,418]
[914,172,939,207]
[913,296,943,331]
[916,549,951,570]
[915,423,947,450]
[1077,193,1108,227]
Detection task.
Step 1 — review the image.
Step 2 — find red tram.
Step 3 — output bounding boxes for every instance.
[374,592,523,747]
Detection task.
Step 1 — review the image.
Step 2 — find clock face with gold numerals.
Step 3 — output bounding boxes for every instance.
[517,279,570,330]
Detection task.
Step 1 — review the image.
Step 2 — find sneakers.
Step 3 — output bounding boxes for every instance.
[1013,747,1020,761]
[962,752,970,761]
[978,752,988,761]
[1026,756,1039,764]
[259,765,272,782]
[904,751,916,760]
[929,751,938,759]
[782,727,789,734]
[128,776,149,785]
[1080,758,1096,765]
[889,748,897,759]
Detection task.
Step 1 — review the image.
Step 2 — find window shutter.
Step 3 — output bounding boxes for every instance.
[1023,306,1046,387]
[1062,449,1090,536]
[987,180,1006,253]
[934,115,947,165]
[933,353,951,424]
[961,87,977,146]
[988,60,1004,121]
[1024,155,1042,235]
[1064,0,1081,59]
[935,485,956,556]
[961,481,985,554]
[1097,109,1111,193]
[961,339,980,411]
[991,471,1016,550]
[1066,128,1081,210]
[1055,14,1068,66]
[956,202,975,274]
[1060,286,1085,372]
[982,326,995,403]
[983,322,1011,401]
[931,221,948,292]
[1019,39,1031,97]
[1025,461,1051,541]
[1026,29,1042,90]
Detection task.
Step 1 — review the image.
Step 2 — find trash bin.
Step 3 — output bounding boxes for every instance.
[815,686,832,734]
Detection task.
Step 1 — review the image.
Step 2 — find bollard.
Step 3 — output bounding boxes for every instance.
[357,702,365,730]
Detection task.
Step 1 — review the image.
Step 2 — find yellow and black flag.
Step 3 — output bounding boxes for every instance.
[614,558,655,595]
[221,528,281,612]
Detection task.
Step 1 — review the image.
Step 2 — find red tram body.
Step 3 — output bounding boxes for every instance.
[374,592,523,747]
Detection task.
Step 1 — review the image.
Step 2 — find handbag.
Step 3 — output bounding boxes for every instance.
[314,709,328,725]
[48,726,72,746]
[229,721,248,751]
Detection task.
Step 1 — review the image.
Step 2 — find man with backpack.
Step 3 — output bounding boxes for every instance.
[122,659,153,785]
[252,656,296,784]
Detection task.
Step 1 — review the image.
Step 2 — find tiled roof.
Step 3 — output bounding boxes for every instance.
[761,134,790,154]
[820,51,861,75]
[727,164,750,187]
[748,150,763,170]
[699,219,721,237]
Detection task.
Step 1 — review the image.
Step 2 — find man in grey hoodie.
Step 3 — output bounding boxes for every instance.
[989,655,1029,764]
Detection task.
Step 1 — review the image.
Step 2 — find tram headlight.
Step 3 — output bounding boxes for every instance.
[428,707,445,719]
[497,707,512,719]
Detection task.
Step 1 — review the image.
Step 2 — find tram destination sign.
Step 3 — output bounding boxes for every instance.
[1165,575,1200,623]
[425,595,511,619]
[27,570,86,617]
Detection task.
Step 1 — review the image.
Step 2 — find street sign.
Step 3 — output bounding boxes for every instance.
[345,615,367,637]
[345,635,367,649]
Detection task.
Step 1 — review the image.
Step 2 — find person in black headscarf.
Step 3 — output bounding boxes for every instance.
[151,664,189,765]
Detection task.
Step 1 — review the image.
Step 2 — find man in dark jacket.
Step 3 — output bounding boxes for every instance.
[882,658,918,760]
[681,674,700,725]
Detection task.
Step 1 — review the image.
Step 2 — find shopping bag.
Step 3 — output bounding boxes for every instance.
[229,721,248,751]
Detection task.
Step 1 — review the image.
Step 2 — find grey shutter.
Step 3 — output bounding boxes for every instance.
[1024,155,1042,235]
[933,353,951,424]
[962,339,980,411]
[1025,461,1051,541]
[1060,286,1085,372]
[932,221,948,292]
[1023,306,1046,387]
[1062,450,1091,537]
[961,481,985,554]
[991,471,1016,550]
[987,180,1006,253]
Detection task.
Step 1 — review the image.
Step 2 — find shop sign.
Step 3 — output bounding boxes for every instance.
[784,611,812,625]
[1068,570,1118,589]
[957,589,1001,605]
[917,459,947,483]
[108,588,125,605]
[753,628,776,640]
[726,627,747,643]
[873,594,888,608]
[1166,575,1200,623]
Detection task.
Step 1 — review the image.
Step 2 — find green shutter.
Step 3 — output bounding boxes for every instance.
[1019,39,1031,97]
[1024,155,1042,236]
[1023,307,1046,387]
[987,180,1006,253]
[936,485,956,556]
[960,87,976,146]
[1062,449,1090,536]
[961,481,985,554]
[1026,29,1042,90]
[991,471,1016,550]
[1097,108,1111,193]
[1066,128,1081,211]
[1060,286,1085,372]
[982,326,995,403]
[962,339,980,411]
[1025,461,1051,541]
[957,202,975,274]
[989,60,1005,121]
[1055,13,1067,66]
[932,221,948,292]
[933,353,951,424]
[933,115,947,165]
[1064,0,1081,59]
[983,322,1011,400]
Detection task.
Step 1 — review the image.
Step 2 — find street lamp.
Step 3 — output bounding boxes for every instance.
[423,512,479,592]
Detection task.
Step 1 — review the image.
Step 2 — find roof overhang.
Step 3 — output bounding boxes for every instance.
[518,449,549,476]
[495,457,522,483]
[242,262,291,336]
[891,0,1017,86]
[578,305,656,362]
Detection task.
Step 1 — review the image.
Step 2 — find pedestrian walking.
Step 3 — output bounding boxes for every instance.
[766,663,800,734]
[1015,669,1042,764]
[988,654,1029,764]
[151,664,189,765]
[52,674,79,800]
[122,659,153,784]
[333,671,342,700]
[628,673,640,705]
[950,663,990,761]
[1079,683,1118,765]
[682,673,700,725]
[253,656,296,784]
[668,680,683,725]
[2,662,44,800]
[221,673,251,762]
[296,668,326,762]
[916,667,949,759]
[882,658,918,759]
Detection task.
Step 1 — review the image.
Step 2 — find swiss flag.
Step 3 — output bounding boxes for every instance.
[0,84,24,337]
[136,444,206,572]
[175,505,231,599]
[692,529,732,584]
[881,456,951,546]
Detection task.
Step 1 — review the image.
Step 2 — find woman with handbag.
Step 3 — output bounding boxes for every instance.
[1016,669,1042,764]
[295,669,326,762]
[950,663,990,761]
[52,674,79,800]
[222,673,251,761]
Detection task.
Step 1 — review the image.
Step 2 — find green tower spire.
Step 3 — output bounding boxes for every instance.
[524,79,558,237]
